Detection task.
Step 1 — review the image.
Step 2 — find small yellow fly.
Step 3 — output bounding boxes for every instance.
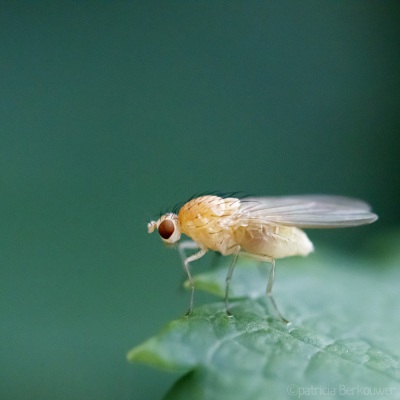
[148,194,377,320]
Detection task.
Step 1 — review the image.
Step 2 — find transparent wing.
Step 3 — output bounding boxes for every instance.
[236,195,378,228]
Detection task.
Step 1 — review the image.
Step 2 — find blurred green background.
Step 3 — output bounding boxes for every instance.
[1,1,399,399]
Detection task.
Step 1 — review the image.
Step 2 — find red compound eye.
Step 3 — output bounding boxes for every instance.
[158,219,175,240]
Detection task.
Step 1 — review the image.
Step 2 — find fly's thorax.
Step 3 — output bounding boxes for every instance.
[178,195,241,253]
[178,195,241,229]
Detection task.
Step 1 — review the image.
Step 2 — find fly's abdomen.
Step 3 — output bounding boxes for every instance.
[234,224,314,259]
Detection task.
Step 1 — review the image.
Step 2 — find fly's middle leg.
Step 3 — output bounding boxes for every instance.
[224,246,241,316]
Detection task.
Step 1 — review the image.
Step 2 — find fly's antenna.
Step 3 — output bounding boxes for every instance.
[147,220,157,234]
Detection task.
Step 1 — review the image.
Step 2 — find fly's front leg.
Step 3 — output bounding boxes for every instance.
[177,240,201,263]
[177,242,207,316]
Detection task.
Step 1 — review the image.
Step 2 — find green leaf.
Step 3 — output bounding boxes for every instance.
[128,234,400,400]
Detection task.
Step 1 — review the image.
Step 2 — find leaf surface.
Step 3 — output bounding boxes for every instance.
[128,235,400,399]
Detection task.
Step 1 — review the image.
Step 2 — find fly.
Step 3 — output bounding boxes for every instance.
[147,194,378,321]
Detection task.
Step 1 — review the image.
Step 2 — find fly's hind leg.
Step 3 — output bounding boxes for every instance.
[266,258,275,295]
[240,252,289,324]
[265,258,289,324]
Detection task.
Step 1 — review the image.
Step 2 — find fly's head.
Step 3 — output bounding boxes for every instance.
[147,213,181,245]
